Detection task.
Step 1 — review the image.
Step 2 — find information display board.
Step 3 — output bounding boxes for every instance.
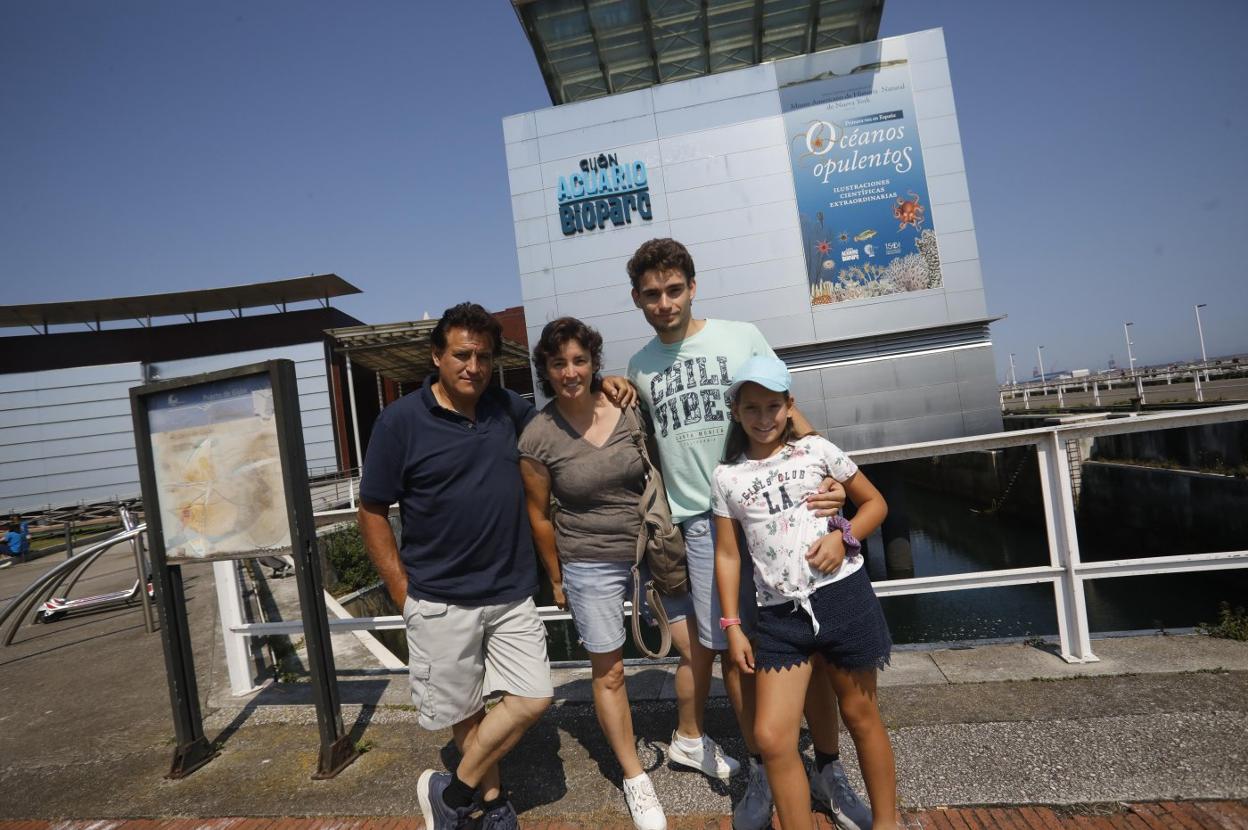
[131,360,357,780]
[146,374,291,562]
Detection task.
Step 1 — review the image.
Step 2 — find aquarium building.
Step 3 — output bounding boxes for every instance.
[506,1,1000,450]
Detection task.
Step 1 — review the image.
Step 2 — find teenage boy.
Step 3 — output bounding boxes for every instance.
[625,239,873,830]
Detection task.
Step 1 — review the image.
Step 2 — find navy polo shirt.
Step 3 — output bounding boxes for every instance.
[358,374,537,606]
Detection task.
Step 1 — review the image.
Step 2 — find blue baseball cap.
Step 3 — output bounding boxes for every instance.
[727,355,792,401]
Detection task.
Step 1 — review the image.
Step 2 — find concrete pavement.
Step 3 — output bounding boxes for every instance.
[1,540,1246,824]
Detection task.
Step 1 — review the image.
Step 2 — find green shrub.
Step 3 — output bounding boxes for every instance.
[1198,602,1248,641]
[320,523,381,597]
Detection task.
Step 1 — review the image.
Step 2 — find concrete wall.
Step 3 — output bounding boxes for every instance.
[1,341,336,513]
[503,28,1001,450]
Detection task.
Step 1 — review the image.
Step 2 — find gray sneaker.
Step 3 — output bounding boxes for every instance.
[732,758,774,830]
[811,759,872,830]
[478,800,520,830]
[416,769,475,830]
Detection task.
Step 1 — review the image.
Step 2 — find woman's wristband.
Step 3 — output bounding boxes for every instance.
[719,616,742,630]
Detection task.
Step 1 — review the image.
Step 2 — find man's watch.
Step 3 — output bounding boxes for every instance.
[830,514,862,557]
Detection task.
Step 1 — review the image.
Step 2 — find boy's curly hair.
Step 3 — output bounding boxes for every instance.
[626,238,695,290]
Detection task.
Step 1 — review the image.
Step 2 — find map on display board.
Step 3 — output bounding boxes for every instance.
[781,59,943,306]
[147,373,291,561]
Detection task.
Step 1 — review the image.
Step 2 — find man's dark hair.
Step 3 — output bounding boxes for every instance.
[626,238,695,290]
[531,317,604,398]
[430,302,503,357]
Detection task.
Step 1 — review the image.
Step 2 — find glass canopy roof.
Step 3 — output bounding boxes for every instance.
[512,0,884,105]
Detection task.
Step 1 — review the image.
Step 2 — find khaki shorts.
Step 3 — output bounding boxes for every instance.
[403,595,553,731]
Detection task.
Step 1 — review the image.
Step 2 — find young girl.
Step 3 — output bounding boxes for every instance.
[712,355,897,830]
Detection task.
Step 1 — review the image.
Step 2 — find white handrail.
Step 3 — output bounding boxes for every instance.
[223,405,1248,687]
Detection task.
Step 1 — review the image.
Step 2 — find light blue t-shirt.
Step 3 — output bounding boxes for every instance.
[627,319,778,521]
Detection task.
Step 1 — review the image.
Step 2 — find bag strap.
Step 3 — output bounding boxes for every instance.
[630,562,672,660]
[626,406,672,660]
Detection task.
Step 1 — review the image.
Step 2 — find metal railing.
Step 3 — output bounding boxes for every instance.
[0,508,154,645]
[219,403,1248,694]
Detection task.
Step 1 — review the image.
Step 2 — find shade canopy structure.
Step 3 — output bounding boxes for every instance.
[513,0,885,105]
[0,274,360,332]
[325,320,531,385]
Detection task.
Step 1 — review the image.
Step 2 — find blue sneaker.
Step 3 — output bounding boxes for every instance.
[732,758,774,830]
[478,800,520,830]
[417,769,475,830]
[811,759,872,830]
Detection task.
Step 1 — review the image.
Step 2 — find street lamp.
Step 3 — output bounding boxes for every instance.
[1122,322,1136,375]
[1036,345,1047,387]
[1194,303,1209,381]
[1008,353,1018,386]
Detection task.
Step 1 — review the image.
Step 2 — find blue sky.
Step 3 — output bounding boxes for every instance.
[2,1,1246,381]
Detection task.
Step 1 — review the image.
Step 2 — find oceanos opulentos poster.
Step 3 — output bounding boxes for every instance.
[781,60,942,306]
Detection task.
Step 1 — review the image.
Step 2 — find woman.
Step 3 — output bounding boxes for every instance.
[518,317,739,830]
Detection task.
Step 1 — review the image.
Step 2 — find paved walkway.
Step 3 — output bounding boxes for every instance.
[2,540,1247,825]
[1,802,1246,829]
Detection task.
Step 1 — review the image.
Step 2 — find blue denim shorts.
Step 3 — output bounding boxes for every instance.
[681,512,759,651]
[561,559,693,654]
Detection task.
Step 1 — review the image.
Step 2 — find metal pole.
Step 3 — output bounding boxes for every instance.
[1036,346,1047,396]
[1195,303,1209,382]
[214,559,264,695]
[1008,353,1018,388]
[344,353,364,475]
[1123,322,1136,375]
[1037,431,1097,663]
[64,520,73,559]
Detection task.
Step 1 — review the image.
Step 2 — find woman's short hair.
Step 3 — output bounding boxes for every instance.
[532,317,604,398]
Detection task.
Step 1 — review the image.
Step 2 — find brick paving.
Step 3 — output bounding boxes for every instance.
[3,802,1246,830]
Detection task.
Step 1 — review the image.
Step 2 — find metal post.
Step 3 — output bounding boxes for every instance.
[1195,303,1209,382]
[1123,322,1136,374]
[1036,346,1047,397]
[64,520,73,559]
[1136,374,1146,405]
[1036,432,1097,663]
[1093,381,1101,407]
[1195,369,1204,403]
[1008,352,1018,388]
[344,353,364,474]
[214,559,265,695]
[1023,385,1030,410]
[122,509,155,635]
[1057,384,1065,408]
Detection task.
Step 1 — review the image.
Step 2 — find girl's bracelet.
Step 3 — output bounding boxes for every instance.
[830,514,862,556]
[719,616,742,630]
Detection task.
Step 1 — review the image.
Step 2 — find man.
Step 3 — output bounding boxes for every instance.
[357,302,550,830]
[625,239,873,830]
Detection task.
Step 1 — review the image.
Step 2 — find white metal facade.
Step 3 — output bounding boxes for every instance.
[0,341,336,513]
[504,28,1001,449]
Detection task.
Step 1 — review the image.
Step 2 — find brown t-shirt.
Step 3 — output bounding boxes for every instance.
[518,402,645,563]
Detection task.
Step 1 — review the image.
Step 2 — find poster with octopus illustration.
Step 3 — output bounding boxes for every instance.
[780,60,942,306]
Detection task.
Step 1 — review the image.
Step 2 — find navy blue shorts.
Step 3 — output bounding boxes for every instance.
[753,566,892,673]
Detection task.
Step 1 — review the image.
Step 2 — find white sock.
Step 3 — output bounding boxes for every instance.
[674,731,704,750]
[624,772,649,785]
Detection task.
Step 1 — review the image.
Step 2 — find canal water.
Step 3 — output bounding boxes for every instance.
[540,476,1247,661]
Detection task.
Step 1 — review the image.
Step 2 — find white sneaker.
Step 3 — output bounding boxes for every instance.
[623,772,667,830]
[667,730,741,780]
